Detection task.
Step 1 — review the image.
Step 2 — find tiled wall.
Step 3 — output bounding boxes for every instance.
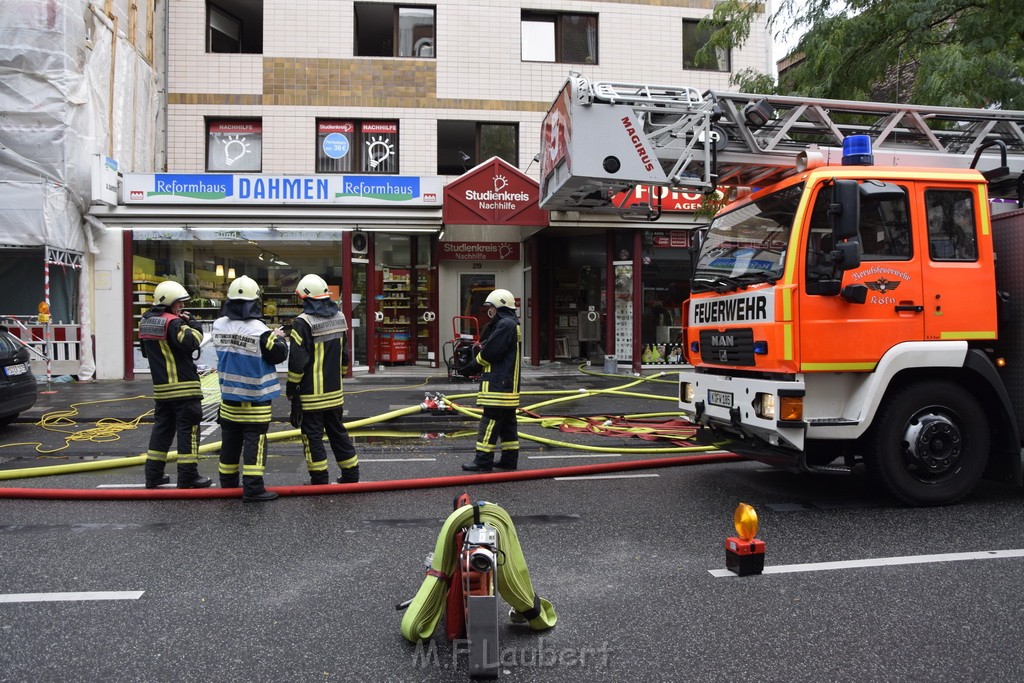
[167,0,769,176]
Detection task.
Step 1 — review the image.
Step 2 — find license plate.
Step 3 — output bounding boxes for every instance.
[707,389,733,408]
[4,363,27,377]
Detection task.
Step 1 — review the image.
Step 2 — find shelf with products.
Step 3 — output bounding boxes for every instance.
[376,267,414,364]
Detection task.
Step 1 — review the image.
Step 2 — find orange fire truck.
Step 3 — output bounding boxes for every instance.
[539,73,1024,505]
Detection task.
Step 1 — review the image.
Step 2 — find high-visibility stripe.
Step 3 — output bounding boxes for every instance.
[219,403,273,423]
[146,450,168,462]
[939,330,997,340]
[781,287,792,321]
[801,361,876,372]
[300,389,344,411]
[159,340,177,386]
[783,323,793,361]
[338,455,358,469]
[153,381,202,399]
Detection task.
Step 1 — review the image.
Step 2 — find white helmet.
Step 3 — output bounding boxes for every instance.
[227,275,260,301]
[153,280,190,305]
[484,288,516,309]
[296,273,330,299]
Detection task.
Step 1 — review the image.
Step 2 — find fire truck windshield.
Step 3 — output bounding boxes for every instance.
[691,183,804,293]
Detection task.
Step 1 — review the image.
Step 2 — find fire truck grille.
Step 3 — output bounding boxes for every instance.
[699,328,755,366]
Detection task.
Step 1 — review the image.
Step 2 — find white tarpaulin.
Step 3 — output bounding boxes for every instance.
[0,0,158,378]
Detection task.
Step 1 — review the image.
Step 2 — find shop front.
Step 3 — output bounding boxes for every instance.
[537,185,713,372]
[440,157,547,364]
[88,172,443,380]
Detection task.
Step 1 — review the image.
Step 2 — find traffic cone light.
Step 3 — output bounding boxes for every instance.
[725,503,765,576]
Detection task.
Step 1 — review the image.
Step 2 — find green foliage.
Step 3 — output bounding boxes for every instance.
[704,0,1024,108]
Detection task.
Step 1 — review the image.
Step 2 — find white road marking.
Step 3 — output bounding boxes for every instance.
[528,453,622,459]
[554,473,660,481]
[0,591,144,603]
[359,458,437,462]
[708,548,1024,577]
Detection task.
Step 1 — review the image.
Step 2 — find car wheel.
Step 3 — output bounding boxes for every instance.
[868,380,989,506]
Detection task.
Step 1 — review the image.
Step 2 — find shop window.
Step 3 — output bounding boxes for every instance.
[206,118,262,172]
[437,121,517,175]
[316,120,399,173]
[683,19,729,72]
[521,11,597,64]
[207,0,263,54]
[355,3,435,57]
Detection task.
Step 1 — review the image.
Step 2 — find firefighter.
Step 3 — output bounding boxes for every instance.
[462,289,522,472]
[286,273,360,484]
[211,275,289,502]
[139,280,211,489]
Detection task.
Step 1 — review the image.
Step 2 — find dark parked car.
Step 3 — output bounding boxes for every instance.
[0,326,37,427]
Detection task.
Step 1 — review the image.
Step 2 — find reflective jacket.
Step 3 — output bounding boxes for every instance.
[139,307,204,402]
[287,298,349,411]
[476,308,521,408]
[213,304,288,423]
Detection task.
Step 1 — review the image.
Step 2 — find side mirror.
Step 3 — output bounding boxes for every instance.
[829,179,860,240]
[830,241,861,271]
[841,284,868,304]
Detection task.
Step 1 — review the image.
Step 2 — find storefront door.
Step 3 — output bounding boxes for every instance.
[459,272,495,340]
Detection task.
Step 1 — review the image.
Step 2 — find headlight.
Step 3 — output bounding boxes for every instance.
[681,382,695,404]
[755,392,775,419]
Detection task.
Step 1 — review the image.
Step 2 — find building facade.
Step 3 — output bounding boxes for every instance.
[86,0,770,378]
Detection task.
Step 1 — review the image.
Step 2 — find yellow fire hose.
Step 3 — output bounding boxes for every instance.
[400,500,557,642]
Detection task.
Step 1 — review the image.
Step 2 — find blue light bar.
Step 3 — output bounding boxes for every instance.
[753,341,769,355]
[842,134,874,166]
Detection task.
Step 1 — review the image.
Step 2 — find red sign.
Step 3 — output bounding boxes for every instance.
[611,185,728,212]
[443,157,547,226]
[439,241,521,261]
[209,120,262,134]
[318,121,354,133]
[651,230,692,248]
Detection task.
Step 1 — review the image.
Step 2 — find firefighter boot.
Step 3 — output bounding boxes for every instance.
[309,470,330,485]
[242,476,278,502]
[144,460,170,488]
[462,452,494,472]
[495,451,519,471]
[176,463,213,489]
[336,464,360,484]
[219,475,240,489]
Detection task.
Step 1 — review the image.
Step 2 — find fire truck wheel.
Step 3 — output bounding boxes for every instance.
[868,380,989,506]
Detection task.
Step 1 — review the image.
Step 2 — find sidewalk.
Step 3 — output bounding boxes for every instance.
[18,362,681,427]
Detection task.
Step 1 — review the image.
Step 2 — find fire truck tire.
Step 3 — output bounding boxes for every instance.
[868,380,989,506]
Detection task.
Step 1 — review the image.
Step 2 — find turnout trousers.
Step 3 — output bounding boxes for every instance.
[300,406,359,484]
[472,406,520,468]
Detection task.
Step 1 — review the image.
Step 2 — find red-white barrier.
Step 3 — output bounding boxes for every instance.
[3,322,82,362]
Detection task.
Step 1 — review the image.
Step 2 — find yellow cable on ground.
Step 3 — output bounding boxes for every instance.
[401,501,557,642]
[0,396,154,455]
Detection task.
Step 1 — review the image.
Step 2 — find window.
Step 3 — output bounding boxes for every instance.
[926,190,977,261]
[206,119,262,172]
[805,181,912,284]
[683,19,729,71]
[437,121,518,175]
[207,0,263,54]
[521,11,597,64]
[355,3,435,57]
[316,120,399,173]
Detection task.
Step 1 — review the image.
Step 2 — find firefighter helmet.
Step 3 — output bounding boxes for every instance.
[296,273,331,299]
[484,288,516,309]
[227,275,260,301]
[153,280,190,305]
